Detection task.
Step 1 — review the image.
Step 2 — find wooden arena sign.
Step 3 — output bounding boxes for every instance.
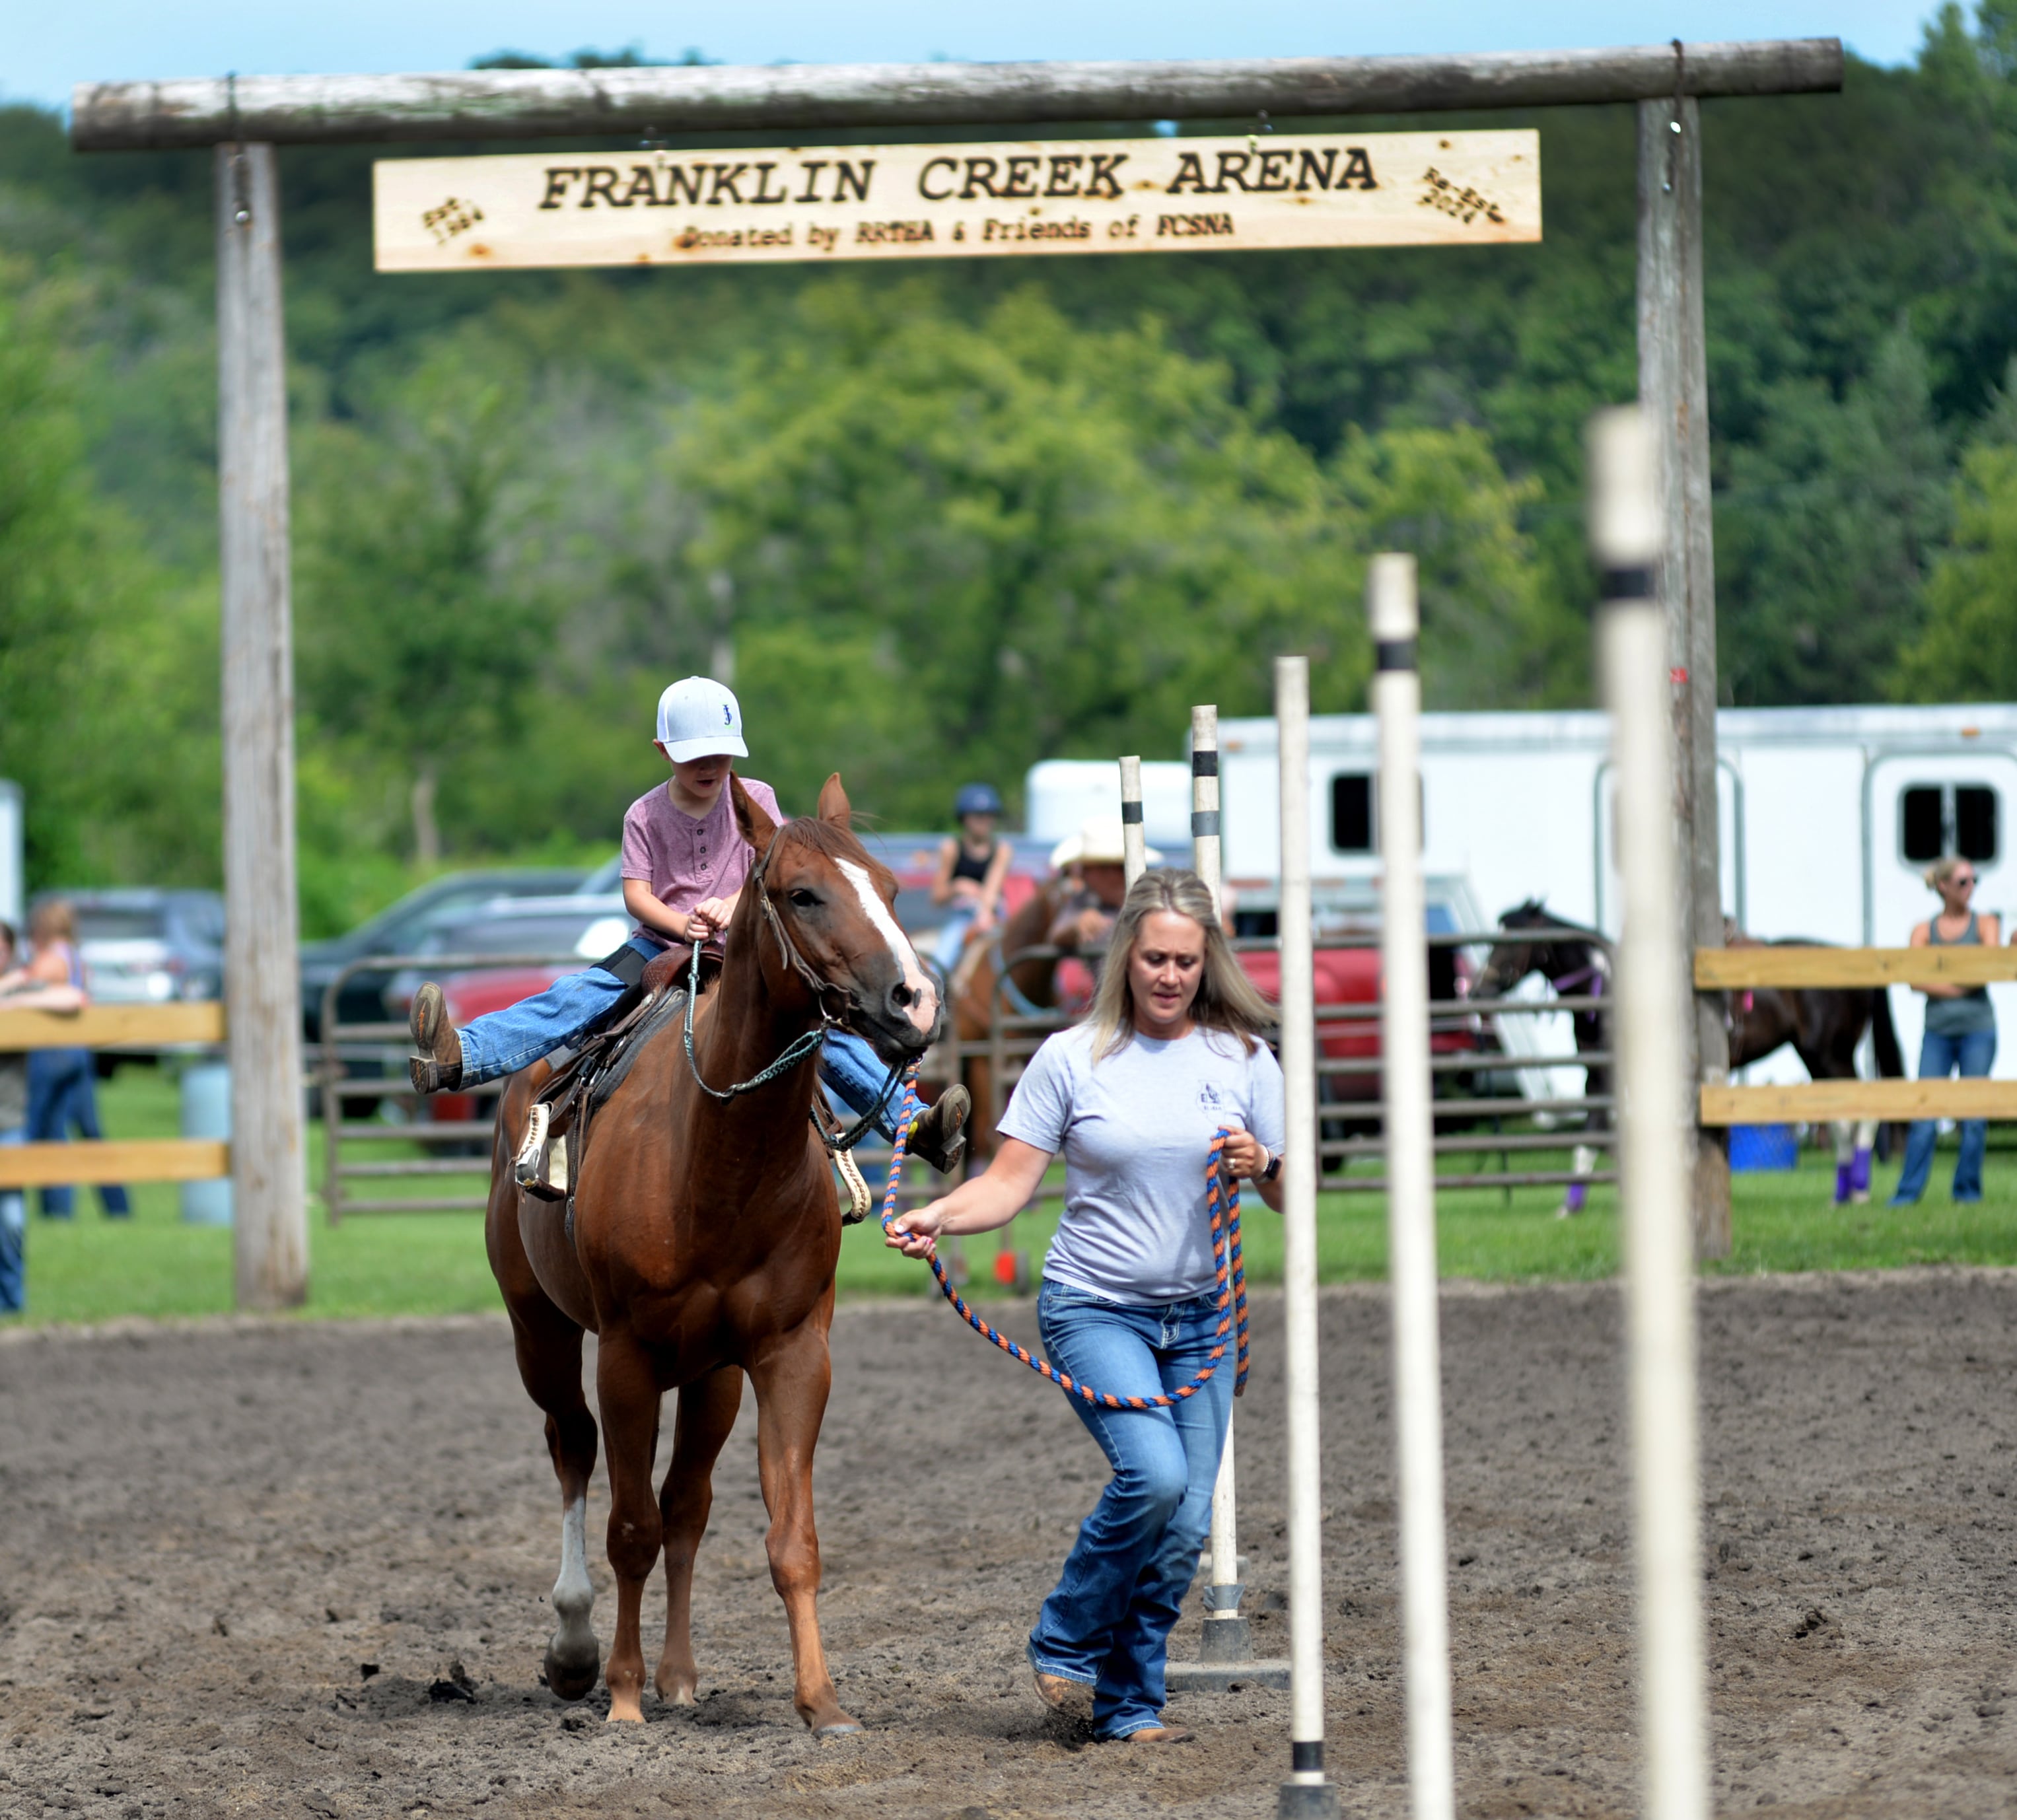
[374,129,1539,271]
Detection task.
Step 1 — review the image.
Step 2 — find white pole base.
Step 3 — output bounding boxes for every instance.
[1277,1778,1342,1818]
[1165,1658,1290,1692]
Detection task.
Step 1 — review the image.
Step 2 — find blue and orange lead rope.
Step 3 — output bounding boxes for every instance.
[879,1070,1250,1406]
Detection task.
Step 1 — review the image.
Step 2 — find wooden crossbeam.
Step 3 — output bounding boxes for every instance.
[1695,947,2017,990]
[1700,1080,2017,1125]
[0,1004,227,1050]
[0,1139,229,1187]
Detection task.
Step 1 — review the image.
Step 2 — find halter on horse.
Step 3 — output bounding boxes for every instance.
[485,773,940,1735]
[1472,899,1612,1216]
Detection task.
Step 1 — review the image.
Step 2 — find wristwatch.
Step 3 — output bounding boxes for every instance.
[1260,1149,1283,1184]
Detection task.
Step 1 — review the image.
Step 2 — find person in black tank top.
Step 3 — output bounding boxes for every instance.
[1892,855,2001,1205]
[932,783,1013,974]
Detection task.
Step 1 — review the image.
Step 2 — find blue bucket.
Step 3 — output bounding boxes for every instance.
[1729,1123,1799,1173]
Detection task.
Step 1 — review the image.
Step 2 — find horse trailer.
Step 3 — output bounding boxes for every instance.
[1028,704,2017,1088]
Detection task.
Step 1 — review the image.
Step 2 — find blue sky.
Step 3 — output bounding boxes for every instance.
[11,2,1952,112]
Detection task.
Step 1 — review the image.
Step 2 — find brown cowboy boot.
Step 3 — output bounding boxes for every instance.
[407,982,464,1094]
[905,1084,970,1174]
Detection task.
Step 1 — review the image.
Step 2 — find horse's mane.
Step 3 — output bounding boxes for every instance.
[771,814,899,897]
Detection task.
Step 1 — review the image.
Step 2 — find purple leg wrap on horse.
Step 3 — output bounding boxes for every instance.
[1564,1181,1588,1214]
[1833,1162,1852,1205]
[1851,1148,1872,1197]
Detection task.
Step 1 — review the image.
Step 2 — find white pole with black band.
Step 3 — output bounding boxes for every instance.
[1591,405,1710,1820]
[1370,556,1456,1820]
[1193,703,1249,1664]
[1119,755,1147,889]
[1274,655,1339,1819]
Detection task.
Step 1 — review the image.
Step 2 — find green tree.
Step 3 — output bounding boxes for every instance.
[295,334,557,863]
[1899,359,2017,698]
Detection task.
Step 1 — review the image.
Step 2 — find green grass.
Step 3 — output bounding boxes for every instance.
[13,1067,2017,1327]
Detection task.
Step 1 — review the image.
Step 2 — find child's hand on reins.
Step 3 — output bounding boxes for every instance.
[885,1204,944,1259]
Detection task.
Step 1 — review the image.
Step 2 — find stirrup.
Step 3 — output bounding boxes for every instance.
[513,1103,571,1202]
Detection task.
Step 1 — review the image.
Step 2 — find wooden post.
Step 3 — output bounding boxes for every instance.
[1637,90,1732,1259]
[216,141,308,1310]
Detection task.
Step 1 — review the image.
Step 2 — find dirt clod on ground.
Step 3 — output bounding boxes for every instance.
[3,1271,2015,1817]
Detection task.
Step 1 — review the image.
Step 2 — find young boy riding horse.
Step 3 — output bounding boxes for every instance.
[406,676,971,1173]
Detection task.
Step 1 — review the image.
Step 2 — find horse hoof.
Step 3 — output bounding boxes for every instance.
[813,1720,865,1740]
[544,1644,601,1704]
[606,1700,645,1726]
[655,1672,699,1706]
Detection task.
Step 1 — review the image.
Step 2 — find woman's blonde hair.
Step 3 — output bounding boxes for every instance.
[28,899,76,945]
[1085,868,1277,1061]
[1924,854,1975,893]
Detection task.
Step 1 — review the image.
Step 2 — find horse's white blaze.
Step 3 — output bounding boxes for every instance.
[553,1494,593,1626]
[837,858,938,1033]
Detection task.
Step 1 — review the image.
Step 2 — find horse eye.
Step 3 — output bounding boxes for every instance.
[788,889,821,909]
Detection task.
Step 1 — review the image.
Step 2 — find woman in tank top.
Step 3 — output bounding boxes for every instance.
[930,783,1013,974]
[1892,855,2000,1205]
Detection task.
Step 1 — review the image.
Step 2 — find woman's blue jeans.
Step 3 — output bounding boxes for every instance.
[1892,1027,1997,1203]
[1028,1280,1234,1739]
[26,1048,130,1219]
[454,937,904,1140]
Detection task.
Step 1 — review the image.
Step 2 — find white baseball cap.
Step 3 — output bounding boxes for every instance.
[655,676,748,763]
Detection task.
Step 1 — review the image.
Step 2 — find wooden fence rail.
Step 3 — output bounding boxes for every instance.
[0,1004,228,1189]
[1697,945,2017,1125]
[1696,947,2017,990]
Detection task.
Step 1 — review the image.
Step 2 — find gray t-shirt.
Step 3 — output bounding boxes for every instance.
[999,1020,1286,1304]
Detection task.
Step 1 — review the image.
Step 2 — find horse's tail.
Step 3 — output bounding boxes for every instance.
[1870,982,1904,1079]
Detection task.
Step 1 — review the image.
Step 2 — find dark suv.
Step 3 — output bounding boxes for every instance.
[300,868,584,1043]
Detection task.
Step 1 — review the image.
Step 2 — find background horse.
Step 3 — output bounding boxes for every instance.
[942,877,1068,1156]
[485,773,940,1735]
[1473,899,1612,1216]
[1724,927,1904,1202]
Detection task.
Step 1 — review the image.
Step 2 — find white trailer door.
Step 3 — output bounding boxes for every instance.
[1866,749,2017,1080]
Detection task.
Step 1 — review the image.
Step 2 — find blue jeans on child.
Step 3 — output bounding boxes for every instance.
[0,1127,24,1313]
[1892,1027,1997,1203]
[452,935,906,1140]
[1026,1280,1234,1740]
[27,1048,131,1219]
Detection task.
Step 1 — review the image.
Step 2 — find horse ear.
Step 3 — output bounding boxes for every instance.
[815,773,853,829]
[730,771,779,851]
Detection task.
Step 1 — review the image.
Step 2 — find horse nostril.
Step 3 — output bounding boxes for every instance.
[892,983,913,1008]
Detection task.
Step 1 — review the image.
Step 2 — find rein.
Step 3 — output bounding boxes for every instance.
[878,1072,1250,1407]
[678,822,905,1152]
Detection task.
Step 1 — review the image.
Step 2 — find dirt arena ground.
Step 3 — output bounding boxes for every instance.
[3,1270,2014,1819]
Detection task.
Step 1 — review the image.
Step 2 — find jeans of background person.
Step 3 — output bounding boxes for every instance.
[0,1128,24,1312]
[1026,1282,1233,1740]
[456,938,907,1142]
[932,907,977,975]
[26,1048,130,1220]
[1892,1028,1998,1203]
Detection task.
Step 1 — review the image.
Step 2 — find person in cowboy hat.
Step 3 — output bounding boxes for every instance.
[405,677,970,1172]
[1047,815,1163,958]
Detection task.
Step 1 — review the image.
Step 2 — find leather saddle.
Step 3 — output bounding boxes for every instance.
[511,945,709,1207]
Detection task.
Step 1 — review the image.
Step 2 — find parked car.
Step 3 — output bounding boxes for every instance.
[301,867,584,1043]
[27,888,229,1007]
[22,888,225,1070]
[385,893,631,1131]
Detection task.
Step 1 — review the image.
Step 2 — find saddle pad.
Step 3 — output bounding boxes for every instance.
[588,986,689,1113]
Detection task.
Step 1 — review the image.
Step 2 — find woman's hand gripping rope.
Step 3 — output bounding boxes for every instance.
[880,1074,1250,1408]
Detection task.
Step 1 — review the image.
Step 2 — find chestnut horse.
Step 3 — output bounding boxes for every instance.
[484,774,941,1735]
